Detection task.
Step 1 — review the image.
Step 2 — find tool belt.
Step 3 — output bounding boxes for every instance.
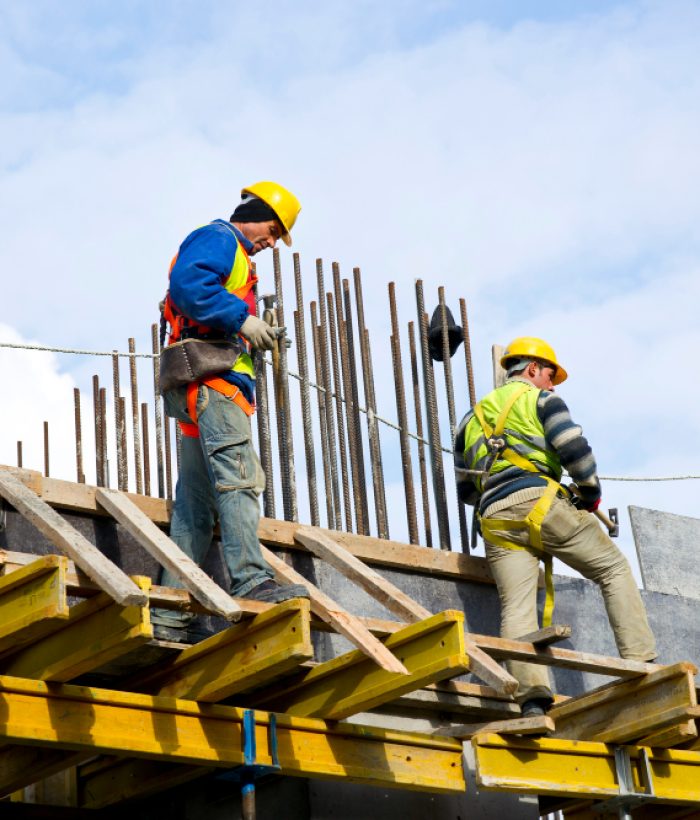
[473,382,563,628]
[179,377,255,438]
[158,338,242,394]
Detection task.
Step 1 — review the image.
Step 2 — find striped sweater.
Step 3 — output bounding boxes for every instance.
[453,377,601,513]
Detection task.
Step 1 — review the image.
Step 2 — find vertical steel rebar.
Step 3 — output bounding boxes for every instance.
[151,323,165,498]
[273,249,298,521]
[333,264,364,534]
[327,290,353,532]
[315,261,342,530]
[43,421,49,477]
[342,278,370,533]
[16,441,23,469]
[388,283,419,544]
[73,387,84,484]
[415,280,451,549]
[293,253,319,526]
[112,352,126,491]
[128,338,143,494]
[459,298,477,408]
[93,375,103,487]
[255,350,276,520]
[164,413,173,500]
[408,321,432,547]
[118,397,128,492]
[354,267,389,539]
[141,402,151,496]
[311,301,335,529]
[439,287,469,551]
[100,387,109,488]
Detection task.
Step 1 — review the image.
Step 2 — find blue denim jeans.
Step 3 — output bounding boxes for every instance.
[151,384,273,627]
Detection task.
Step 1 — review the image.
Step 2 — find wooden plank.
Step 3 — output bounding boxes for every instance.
[516,625,571,646]
[0,555,70,657]
[639,720,698,748]
[472,733,700,801]
[1,466,498,585]
[435,715,555,739]
[260,544,408,674]
[129,599,313,701]
[2,577,152,682]
[470,632,664,677]
[0,472,146,606]
[95,487,241,622]
[550,662,699,743]
[0,675,465,796]
[463,639,519,695]
[251,610,470,719]
[0,747,90,798]
[390,688,520,720]
[294,526,431,622]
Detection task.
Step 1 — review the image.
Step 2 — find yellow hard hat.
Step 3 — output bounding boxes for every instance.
[500,336,568,385]
[241,181,301,247]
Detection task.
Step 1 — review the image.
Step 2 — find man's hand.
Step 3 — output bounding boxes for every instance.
[240,315,277,350]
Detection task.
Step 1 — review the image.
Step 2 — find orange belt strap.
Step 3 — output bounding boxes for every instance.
[177,378,255,438]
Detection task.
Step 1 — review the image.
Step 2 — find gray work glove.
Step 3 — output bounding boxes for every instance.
[240,315,277,351]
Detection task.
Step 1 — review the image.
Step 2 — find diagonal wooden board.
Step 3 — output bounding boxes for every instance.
[294,526,517,695]
[434,715,555,739]
[0,472,146,606]
[95,488,242,622]
[260,545,408,674]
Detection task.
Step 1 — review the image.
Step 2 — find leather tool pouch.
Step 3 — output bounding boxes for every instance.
[158,339,241,394]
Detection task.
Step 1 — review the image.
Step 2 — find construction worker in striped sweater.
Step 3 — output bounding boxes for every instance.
[454,337,656,716]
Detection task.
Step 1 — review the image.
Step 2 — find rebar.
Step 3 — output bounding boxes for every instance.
[311,301,335,529]
[43,421,49,477]
[151,323,165,498]
[408,321,432,547]
[16,441,22,469]
[415,280,451,549]
[354,267,389,539]
[273,249,298,521]
[255,350,276,520]
[112,351,126,491]
[342,278,369,533]
[100,387,109,488]
[333,264,364,534]
[119,397,128,493]
[93,375,103,487]
[388,283,419,544]
[315,261,342,530]
[128,338,143,494]
[293,253,319,526]
[164,413,173,500]
[459,298,477,408]
[327,290,353,532]
[141,402,151,496]
[175,420,182,474]
[439,287,469,551]
[73,387,84,484]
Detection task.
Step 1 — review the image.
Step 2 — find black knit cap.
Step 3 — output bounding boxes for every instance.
[230,197,279,224]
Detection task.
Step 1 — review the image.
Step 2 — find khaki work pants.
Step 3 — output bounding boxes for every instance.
[483,489,657,703]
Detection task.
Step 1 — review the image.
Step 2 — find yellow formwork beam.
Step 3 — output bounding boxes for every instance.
[253,609,469,719]
[0,675,465,795]
[0,555,70,657]
[473,733,700,803]
[133,598,313,701]
[2,577,152,682]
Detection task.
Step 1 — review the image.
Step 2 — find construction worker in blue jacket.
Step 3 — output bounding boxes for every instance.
[454,337,656,716]
[152,181,309,643]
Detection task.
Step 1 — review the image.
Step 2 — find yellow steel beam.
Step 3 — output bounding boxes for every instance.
[252,610,469,719]
[1,577,152,682]
[0,555,69,657]
[131,598,313,701]
[473,733,700,802]
[0,675,465,795]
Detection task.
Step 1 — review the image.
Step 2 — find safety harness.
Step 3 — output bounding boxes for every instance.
[179,377,255,439]
[473,382,563,627]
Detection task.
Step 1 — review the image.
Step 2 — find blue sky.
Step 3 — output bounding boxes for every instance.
[2,0,700,575]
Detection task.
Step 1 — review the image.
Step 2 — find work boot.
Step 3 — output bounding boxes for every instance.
[520,698,553,718]
[245,579,310,604]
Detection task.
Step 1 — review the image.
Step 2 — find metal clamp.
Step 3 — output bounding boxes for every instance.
[593,746,656,818]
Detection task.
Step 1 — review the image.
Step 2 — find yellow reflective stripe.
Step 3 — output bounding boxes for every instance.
[492,383,531,435]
